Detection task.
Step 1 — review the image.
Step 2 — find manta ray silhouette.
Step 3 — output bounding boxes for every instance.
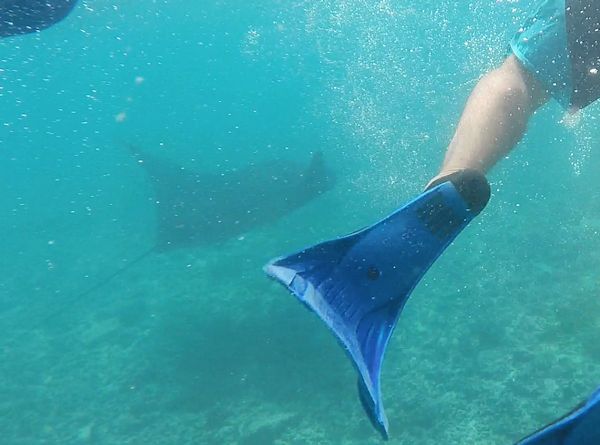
[69,145,335,303]
[128,145,336,251]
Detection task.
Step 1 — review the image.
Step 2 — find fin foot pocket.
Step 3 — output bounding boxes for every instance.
[426,169,490,214]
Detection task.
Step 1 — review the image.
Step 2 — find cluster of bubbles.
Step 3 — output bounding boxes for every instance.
[563,109,597,176]
[259,0,531,205]
[254,0,599,200]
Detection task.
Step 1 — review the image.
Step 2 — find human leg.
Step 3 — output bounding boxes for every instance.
[428,55,548,188]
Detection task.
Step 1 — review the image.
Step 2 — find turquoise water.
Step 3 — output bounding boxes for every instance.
[2,1,600,443]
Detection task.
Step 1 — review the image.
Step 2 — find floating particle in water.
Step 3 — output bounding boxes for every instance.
[247,29,260,44]
[115,111,127,123]
[77,424,94,442]
[242,27,262,56]
[560,110,581,129]
[135,76,145,85]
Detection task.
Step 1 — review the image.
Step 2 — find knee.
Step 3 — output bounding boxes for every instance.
[486,56,549,112]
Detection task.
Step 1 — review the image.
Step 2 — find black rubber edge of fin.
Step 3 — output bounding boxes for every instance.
[357,379,389,441]
[426,169,490,215]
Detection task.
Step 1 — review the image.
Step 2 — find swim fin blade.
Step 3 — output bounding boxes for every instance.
[515,386,600,445]
[264,170,490,438]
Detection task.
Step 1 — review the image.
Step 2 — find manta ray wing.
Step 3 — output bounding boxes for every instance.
[128,146,335,251]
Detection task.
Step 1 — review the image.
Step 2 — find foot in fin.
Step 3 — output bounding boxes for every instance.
[515,386,600,445]
[264,169,490,438]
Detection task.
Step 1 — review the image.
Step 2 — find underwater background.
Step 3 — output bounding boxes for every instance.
[1,0,600,443]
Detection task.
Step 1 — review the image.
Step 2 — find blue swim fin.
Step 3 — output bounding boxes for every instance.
[264,170,490,438]
[515,386,600,445]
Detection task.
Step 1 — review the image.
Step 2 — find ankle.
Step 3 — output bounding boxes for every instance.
[425,169,465,190]
[426,169,490,215]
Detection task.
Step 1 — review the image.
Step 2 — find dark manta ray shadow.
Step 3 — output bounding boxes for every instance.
[62,145,336,307]
[129,145,336,251]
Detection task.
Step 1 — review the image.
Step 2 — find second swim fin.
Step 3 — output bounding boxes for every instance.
[264,170,490,438]
[515,386,600,445]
